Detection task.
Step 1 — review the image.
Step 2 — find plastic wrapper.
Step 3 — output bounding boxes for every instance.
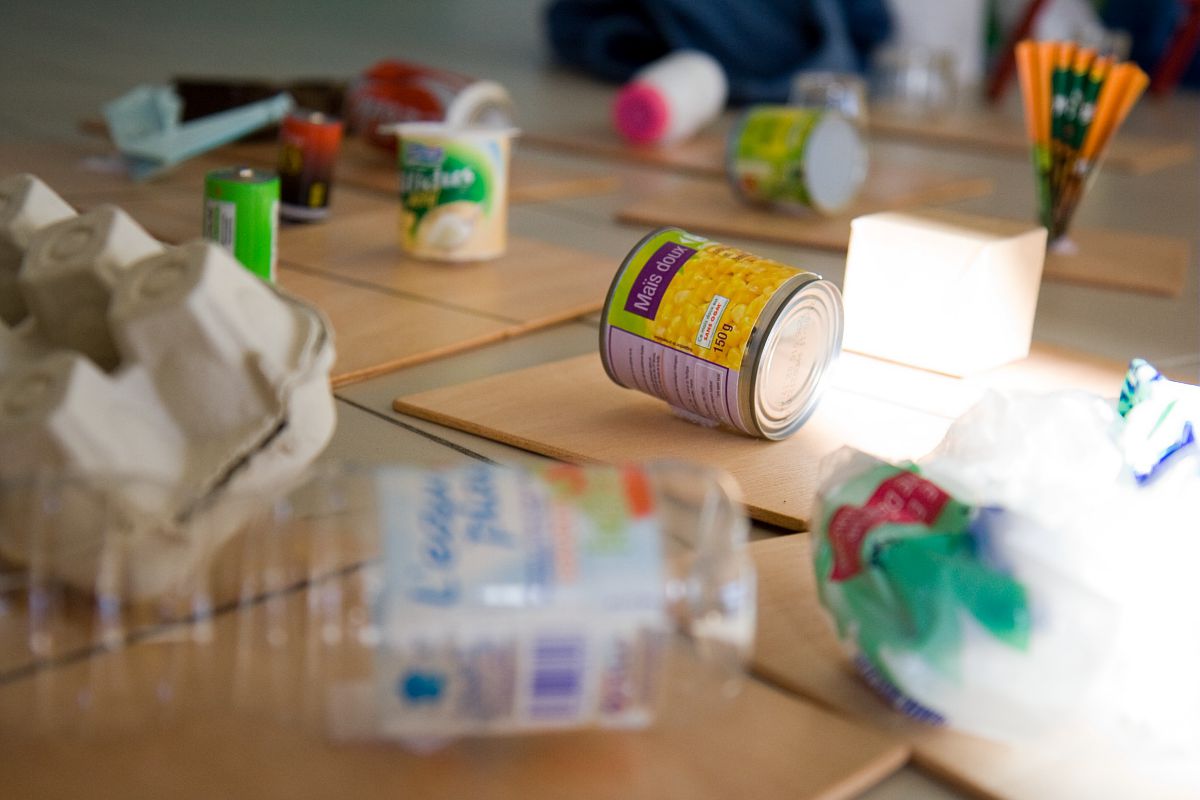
[812,359,1200,759]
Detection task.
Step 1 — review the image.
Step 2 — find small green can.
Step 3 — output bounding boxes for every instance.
[203,167,280,282]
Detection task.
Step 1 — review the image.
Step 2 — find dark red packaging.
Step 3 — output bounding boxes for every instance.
[344,60,514,151]
[277,110,344,222]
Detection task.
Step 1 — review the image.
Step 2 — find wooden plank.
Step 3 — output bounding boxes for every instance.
[277,208,615,324]
[393,354,955,530]
[0,140,138,198]
[524,127,727,177]
[0,566,909,800]
[276,268,514,387]
[618,197,1190,298]
[207,137,621,203]
[868,107,1195,176]
[917,210,1190,298]
[3,149,614,388]
[73,182,388,246]
[750,534,1200,800]
[391,349,1131,530]
[615,168,994,252]
[526,114,1192,177]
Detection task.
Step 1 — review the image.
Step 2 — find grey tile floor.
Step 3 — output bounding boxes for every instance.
[2,3,1198,797]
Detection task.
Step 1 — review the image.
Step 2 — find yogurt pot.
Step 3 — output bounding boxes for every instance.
[389,123,517,262]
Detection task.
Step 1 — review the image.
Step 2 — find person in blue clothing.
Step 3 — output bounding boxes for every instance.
[544,0,893,104]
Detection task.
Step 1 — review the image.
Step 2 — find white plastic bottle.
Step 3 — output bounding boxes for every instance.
[238,460,756,747]
[613,50,728,145]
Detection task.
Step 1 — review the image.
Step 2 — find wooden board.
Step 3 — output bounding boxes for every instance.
[869,107,1195,176]
[207,136,621,204]
[0,140,144,199]
[65,186,616,388]
[916,209,1190,298]
[523,127,727,177]
[750,534,1200,800]
[526,115,1192,177]
[616,167,993,252]
[74,182,389,246]
[276,268,519,386]
[0,565,909,800]
[392,349,1130,531]
[277,208,615,324]
[392,355,955,530]
[619,196,1190,297]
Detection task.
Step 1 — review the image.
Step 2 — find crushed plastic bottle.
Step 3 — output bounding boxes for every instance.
[235,460,757,748]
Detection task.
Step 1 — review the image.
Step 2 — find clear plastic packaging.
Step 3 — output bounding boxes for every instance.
[810,361,1200,766]
[2,461,756,747]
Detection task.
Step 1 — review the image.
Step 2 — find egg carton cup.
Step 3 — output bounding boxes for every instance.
[0,173,336,599]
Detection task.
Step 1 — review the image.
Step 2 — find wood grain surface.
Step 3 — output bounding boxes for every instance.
[615,167,993,252]
[210,136,621,203]
[868,107,1195,176]
[277,208,616,324]
[524,112,1193,177]
[392,348,1131,530]
[618,196,1190,297]
[0,559,909,800]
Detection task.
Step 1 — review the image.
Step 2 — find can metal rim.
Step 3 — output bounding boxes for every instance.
[743,277,843,439]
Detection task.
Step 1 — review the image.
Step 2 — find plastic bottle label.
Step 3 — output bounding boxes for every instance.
[371,463,667,739]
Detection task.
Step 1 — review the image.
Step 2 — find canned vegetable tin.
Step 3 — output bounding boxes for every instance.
[203,167,280,282]
[277,110,344,222]
[727,105,867,216]
[600,227,843,439]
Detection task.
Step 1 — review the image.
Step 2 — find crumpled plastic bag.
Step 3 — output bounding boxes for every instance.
[812,359,1200,754]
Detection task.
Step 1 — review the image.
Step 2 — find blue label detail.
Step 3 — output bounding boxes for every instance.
[401,671,445,703]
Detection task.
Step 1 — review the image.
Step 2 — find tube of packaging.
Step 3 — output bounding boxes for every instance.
[613,50,728,145]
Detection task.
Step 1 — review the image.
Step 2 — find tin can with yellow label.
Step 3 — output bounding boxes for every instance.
[600,227,843,439]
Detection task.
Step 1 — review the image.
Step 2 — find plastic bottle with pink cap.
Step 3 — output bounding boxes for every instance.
[613,50,728,145]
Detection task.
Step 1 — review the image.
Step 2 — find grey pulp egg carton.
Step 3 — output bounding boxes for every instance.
[0,173,336,599]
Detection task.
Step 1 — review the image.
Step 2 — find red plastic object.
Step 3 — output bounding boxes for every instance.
[1151,0,1200,96]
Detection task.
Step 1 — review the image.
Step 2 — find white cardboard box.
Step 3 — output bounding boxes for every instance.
[842,211,1047,376]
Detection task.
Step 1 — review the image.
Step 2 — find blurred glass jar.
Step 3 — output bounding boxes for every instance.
[869,45,958,118]
[789,71,869,127]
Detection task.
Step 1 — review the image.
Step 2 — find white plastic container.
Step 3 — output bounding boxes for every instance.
[613,50,728,145]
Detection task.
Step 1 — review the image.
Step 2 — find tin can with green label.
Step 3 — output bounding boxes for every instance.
[203,167,280,282]
[390,123,517,262]
[726,105,867,216]
[600,226,844,439]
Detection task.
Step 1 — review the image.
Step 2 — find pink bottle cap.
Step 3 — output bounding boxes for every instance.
[613,82,670,144]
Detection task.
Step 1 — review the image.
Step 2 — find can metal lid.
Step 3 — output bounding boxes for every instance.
[206,166,279,184]
[751,279,843,438]
[804,113,868,215]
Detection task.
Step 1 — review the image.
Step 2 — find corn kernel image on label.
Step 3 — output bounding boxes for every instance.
[601,227,844,439]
